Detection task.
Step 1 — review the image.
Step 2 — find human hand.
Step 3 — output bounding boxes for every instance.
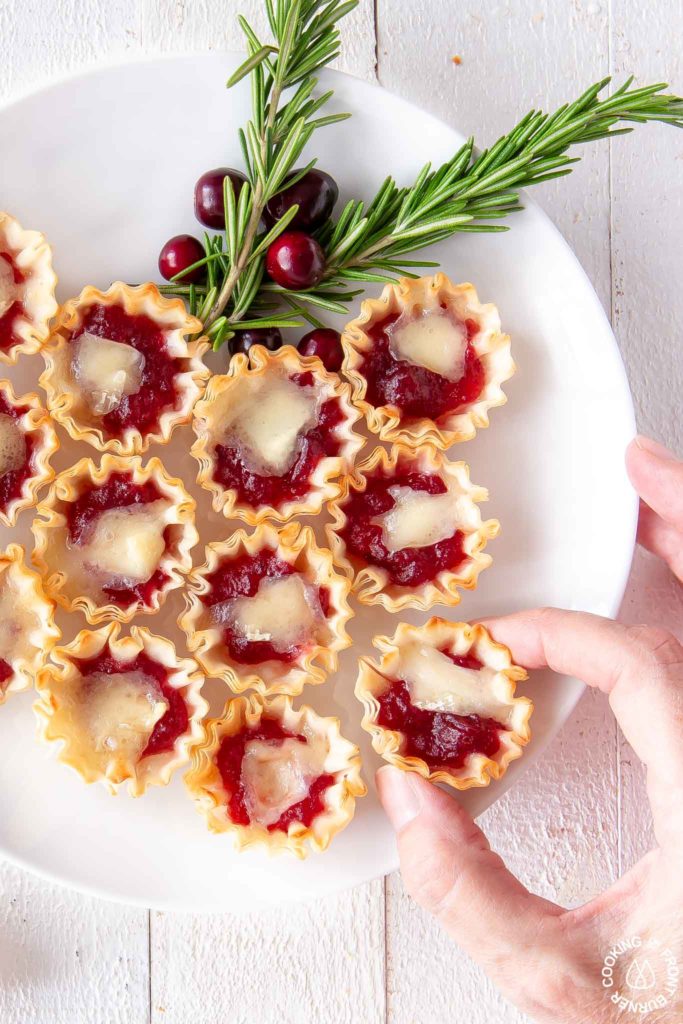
[376,436,683,1024]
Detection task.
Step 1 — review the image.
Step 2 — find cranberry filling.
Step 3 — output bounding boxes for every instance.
[0,393,37,513]
[213,373,345,510]
[70,302,182,436]
[203,550,329,665]
[361,313,485,420]
[216,717,334,831]
[339,470,466,587]
[66,471,170,607]
[377,674,504,771]
[78,647,188,759]
[0,657,14,689]
[0,252,27,353]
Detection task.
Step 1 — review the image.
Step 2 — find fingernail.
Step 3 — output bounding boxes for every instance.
[376,765,423,832]
[634,435,677,461]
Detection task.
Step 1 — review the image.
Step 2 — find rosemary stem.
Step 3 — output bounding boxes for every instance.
[204,78,284,329]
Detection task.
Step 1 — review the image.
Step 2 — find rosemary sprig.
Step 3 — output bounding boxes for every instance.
[159,0,682,348]
[196,0,357,344]
[315,76,683,294]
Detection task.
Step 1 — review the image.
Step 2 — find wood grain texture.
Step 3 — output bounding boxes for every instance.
[1,1,682,1022]
[0,863,149,1024]
[150,881,385,1024]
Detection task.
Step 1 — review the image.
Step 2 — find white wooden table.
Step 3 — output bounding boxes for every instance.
[1,2,682,1022]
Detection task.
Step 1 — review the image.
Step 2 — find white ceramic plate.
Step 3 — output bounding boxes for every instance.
[0,54,636,912]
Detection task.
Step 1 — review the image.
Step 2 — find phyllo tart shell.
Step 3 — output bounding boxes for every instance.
[0,212,58,364]
[341,274,514,448]
[40,281,209,454]
[0,380,59,525]
[185,694,366,857]
[190,344,364,524]
[179,521,353,696]
[32,454,198,623]
[0,543,60,704]
[356,618,532,790]
[34,623,208,796]
[326,443,498,612]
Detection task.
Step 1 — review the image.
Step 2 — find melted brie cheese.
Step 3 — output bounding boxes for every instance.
[388,312,467,381]
[396,642,509,722]
[214,574,322,652]
[374,484,462,552]
[83,670,167,758]
[241,736,326,827]
[223,374,319,477]
[0,257,17,320]
[72,331,146,416]
[0,413,26,477]
[79,500,169,585]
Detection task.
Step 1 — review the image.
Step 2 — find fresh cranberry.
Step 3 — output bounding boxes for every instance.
[194,167,248,229]
[265,232,325,290]
[158,234,206,283]
[377,678,504,770]
[265,169,339,231]
[297,328,343,372]
[230,327,283,357]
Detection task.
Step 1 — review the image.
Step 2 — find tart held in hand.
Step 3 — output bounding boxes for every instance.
[191,344,364,524]
[342,273,514,448]
[35,623,207,796]
[327,443,498,611]
[32,454,198,623]
[356,618,532,790]
[179,521,353,696]
[40,281,209,454]
[185,694,366,858]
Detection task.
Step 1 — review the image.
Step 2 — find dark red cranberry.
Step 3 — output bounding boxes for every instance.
[158,234,206,283]
[298,328,343,373]
[265,169,339,231]
[266,232,325,290]
[194,167,248,229]
[229,327,283,357]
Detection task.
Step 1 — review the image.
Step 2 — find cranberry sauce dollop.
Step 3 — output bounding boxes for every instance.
[0,658,14,690]
[376,651,505,771]
[0,251,27,353]
[214,371,346,510]
[78,647,189,759]
[339,470,465,587]
[216,716,334,831]
[67,471,169,607]
[70,302,181,436]
[0,392,36,512]
[203,549,330,665]
[361,313,485,420]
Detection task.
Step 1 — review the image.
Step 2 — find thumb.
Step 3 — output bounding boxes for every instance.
[376,766,561,967]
